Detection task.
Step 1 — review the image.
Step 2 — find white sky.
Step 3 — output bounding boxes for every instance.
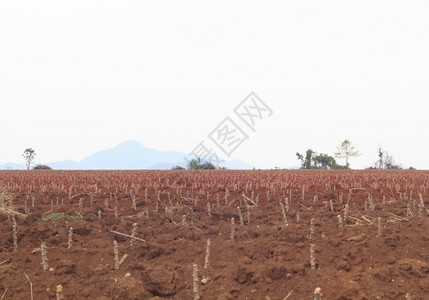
[1,0,428,169]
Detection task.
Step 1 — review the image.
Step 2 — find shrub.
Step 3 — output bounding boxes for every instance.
[33,164,52,170]
[187,158,216,170]
[172,166,185,170]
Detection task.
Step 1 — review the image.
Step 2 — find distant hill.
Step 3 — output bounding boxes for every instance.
[1,140,252,170]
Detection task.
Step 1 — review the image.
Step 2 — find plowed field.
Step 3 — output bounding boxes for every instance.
[1,170,429,299]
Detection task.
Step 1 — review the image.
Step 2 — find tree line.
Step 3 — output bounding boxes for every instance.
[296,139,409,170]
[296,139,359,169]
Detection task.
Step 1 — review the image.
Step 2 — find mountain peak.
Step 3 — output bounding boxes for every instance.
[117,139,144,148]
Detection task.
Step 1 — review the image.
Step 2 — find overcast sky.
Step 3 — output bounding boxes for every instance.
[1,1,428,169]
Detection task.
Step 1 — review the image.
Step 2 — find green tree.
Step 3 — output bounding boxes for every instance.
[313,153,338,169]
[296,149,316,169]
[187,158,216,170]
[335,139,361,168]
[296,152,304,165]
[22,148,36,170]
[297,149,340,169]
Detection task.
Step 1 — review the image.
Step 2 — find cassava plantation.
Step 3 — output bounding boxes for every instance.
[1,170,429,299]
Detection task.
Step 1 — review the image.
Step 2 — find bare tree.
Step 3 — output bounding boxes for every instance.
[335,140,361,168]
[374,148,401,169]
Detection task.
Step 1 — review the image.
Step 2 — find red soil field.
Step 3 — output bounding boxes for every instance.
[1,170,429,299]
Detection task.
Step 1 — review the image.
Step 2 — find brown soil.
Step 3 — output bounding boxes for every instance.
[1,170,429,299]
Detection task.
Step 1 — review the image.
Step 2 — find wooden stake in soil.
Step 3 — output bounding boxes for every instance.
[207,202,212,218]
[377,217,381,238]
[337,215,343,228]
[98,210,101,220]
[302,185,305,202]
[67,227,73,249]
[237,207,244,226]
[280,203,288,227]
[230,218,235,242]
[131,193,137,211]
[368,193,374,210]
[113,240,119,270]
[310,244,316,270]
[344,204,349,223]
[285,197,289,212]
[41,242,48,272]
[204,238,211,270]
[78,198,83,213]
[314,287,321,300]
[407,202,412,217]
[12,224,18,253]
[130,223,137,247]
[56,285,64,300]
[193,263,200,300]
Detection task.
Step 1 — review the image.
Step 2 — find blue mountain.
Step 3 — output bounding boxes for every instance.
[43,140,252,170]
